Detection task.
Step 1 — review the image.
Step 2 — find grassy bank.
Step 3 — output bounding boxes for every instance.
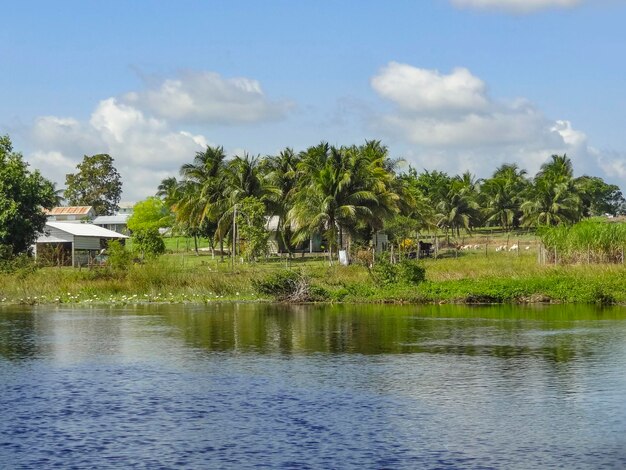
[1,249,625,306]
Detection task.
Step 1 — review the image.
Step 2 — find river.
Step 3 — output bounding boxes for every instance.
[1,303,625,469]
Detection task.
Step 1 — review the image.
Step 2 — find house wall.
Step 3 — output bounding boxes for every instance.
[74,236,102,250]
[43,226,74,243]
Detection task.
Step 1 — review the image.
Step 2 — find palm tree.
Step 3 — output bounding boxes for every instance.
[435,179,480,236]
[521,155,581,227]
[262,148,301,256]
[521,180,581,226]
[215,153,277,256]
[175,145,228,256]
[289,142,400,261]
[480,164,528,230]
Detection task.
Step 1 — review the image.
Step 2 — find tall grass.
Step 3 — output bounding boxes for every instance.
[540,220,626,264]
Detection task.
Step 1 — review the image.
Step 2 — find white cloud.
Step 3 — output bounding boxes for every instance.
[371,63,488,112]
[450,0,582,13]
[24,69,290,202]
[370,62,620,180]
[124,71,293,125]
[28,98,210,201]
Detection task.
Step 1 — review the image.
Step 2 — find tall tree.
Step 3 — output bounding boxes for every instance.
[575,175,625,217]
[289,141,400,259]
[481,163,528,230]
[0,135,56,256]
[176,146,228,255]
[64,154,122,215]
[262,148,301,255]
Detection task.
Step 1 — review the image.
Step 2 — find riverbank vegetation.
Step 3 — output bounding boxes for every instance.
[1,135,626,307]
[1,248,624,306]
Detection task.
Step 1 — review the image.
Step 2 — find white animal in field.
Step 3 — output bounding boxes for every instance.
[495,245,505,252]
[474,244,480,250]
[509,244,518,251]
[525,246,530,251]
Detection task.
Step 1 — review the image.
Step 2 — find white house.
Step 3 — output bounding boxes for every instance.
[92,214,131,234]
[35,222,128,267]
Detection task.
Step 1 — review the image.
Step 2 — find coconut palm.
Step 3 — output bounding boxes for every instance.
[521,155,582,227]
[175,145,228,255]
[520,179,581,227]
[481,164,528,230]
[289,142,400,260]
[262,148,301,255]
[435,179,480,236]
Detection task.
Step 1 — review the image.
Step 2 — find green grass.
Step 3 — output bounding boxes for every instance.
[0,249,624,306]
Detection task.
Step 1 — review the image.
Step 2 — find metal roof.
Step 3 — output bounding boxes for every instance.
[45,206,94,216]
[45,222,129,238]
[93,214,131,225]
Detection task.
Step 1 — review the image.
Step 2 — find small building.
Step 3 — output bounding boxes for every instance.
[35,222,128,267]
[44,206,96,223]
[92,214,131,234]
[117,202,135,215]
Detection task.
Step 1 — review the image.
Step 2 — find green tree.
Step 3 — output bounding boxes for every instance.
[132,228,166,259]
[0,135,56,256]
[64,154,122,215]
[289,141,400,260]
[481,163,528,230]
[236,197,270,261]
[575,175,625,217]
[127,197,173,232]
[521,155,581,227]
[176,146,229,256]
[435,178,480,236]
[261,148,301,255]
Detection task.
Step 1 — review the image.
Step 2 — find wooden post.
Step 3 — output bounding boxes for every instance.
[71,241,75,268]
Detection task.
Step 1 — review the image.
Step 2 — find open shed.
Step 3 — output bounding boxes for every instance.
[35,222,129,267]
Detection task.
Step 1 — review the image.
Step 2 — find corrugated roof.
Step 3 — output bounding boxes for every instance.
[36,234,72,243]
[93,214,131,224]
[46,222,128,238]
[45,206,94,216]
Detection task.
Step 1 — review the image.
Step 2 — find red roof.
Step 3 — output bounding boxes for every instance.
[44,206,94,216]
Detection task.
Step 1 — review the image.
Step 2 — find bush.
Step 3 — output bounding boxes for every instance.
[132,228,166,259]
[253,269,327,302]
[370,258,426,286]
[107,240,133,272]
[0,253,37,277]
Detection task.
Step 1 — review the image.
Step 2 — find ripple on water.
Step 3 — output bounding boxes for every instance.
[0,304,625,469]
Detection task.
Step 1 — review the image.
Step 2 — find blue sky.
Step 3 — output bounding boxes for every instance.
[2,0,626,200]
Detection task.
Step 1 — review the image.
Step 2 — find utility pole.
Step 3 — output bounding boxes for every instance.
[232,204,237,270]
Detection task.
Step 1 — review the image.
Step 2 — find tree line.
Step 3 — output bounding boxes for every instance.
[0,132,623,260]
[153,141,624,259]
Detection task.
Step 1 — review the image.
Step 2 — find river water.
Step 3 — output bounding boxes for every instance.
[1,303,625,469]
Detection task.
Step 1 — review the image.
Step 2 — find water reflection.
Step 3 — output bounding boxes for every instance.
[2,303,625,363]
[1,303,625,469]
[150,303,626,362]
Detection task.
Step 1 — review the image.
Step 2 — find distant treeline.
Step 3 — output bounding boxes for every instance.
[153,141,624,257]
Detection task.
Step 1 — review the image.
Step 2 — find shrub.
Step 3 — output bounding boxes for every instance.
[253,269,326,302]
[107,240,133,272]
[370,258,426,286]
[132,228,166,259]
